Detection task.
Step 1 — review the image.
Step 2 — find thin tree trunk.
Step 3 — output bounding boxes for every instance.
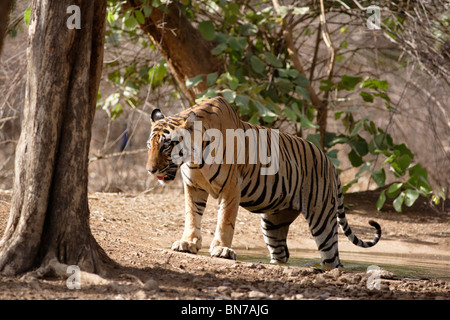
[272,0,328,149]
[126,0,224,103]
[0,0,111,276]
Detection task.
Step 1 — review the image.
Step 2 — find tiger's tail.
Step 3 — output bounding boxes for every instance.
[336,173,382,248]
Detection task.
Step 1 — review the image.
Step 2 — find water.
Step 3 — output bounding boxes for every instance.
[235,248,450,281]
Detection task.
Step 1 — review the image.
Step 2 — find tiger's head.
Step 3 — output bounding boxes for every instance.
[146,109,179,184]
[146,109,192,185]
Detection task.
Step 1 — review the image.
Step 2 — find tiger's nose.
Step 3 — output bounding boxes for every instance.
[147,167,157,175]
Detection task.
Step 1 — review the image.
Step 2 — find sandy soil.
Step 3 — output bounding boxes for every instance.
[0,188,449,300]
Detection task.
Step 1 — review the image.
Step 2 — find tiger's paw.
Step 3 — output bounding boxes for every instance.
[171,238,201,254]
[210,246,237,260]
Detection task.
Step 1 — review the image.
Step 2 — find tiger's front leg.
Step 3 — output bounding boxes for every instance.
[171,184,208,254]
[209,185,240,260]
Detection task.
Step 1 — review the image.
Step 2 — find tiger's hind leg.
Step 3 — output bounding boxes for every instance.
[260,210,300,263]
[307,206,342,269]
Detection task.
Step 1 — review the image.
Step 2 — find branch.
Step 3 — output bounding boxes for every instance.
[89,148,147,163]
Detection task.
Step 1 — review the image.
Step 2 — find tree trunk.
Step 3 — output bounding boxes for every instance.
[0,0,14,55]
[0,0,111,276]
[126,0,224,103]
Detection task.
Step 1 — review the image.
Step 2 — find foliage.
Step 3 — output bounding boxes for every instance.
[97,0,445,212]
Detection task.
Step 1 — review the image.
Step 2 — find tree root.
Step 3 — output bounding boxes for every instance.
[24,258,111,287]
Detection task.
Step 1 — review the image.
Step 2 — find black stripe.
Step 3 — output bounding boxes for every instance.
[260,218,291,231]
[218,166,233,194]
[209,162,222,183]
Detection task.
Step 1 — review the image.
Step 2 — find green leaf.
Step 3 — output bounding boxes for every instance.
[337,75,363,91]
[295,86,310,102]
[391,154,411,176]
[371,168,386,187]
[206,72,218,86]
[211,43,228,55]
[124,14,138,30]
[306,134,321,149]
[24,8,31,26]
[348,149,363,167]
[134,10,145,24]
[143,5,153,17]
[111,104,123,120]
[385,103,400,113]
[186,74,203,88]
[293,74,310,87]
[284,107,297,122]
[235,95,250,113]
[404,189,419,207]
[148,63,167,86]
[250,55,266,73]
[362,78,389,90]
[326,149,340,167]
[394,143,414,159]
[376,190,386,211]
[264,52,283,68]
[342,178,358,193]
[248,113,259,125]
[373,92,390,102]
[228,36,247,51]
[348,137,368,156]
[198,21,216,41]
[319,79,334,91]
[107,9,116,27]
[393,192,405,212]
[274,77,293,94]
[252,100,277,118]
[241,23,258,36]
[197,88,218,101]
[360,91,374,102]
[408,164,428,190]
[222,89,236,103]
[350,122,362,137]
[387,182,403,198]
[300,115,319,129]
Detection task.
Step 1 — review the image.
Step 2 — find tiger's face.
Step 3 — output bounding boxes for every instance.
[146,109,181,185]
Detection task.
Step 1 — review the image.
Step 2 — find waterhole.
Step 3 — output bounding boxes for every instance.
[235,248,450,281]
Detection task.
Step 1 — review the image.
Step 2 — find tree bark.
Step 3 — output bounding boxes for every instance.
[126,0,224,103]
[0,0,111,276]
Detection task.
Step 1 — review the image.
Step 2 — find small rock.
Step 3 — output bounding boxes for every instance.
[300,278,313,287]
[217,285,231,294]
[144,279,159,291]
[231,292,246,299]
[313,276,326,287]
[379,269,395,279]
[283,267,299,277]
[248,290,266,299]
[326,268,341,279]
[134,290,147,300]
[380,283,390,291]
[320,292,331,299]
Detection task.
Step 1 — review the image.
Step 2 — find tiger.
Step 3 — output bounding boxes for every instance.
[146,96,381,268]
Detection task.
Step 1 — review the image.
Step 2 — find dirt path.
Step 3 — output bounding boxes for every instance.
[0,189,449,300]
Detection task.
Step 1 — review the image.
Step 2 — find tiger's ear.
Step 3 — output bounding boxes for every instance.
[181,111,197,131]
[151,109,165,123]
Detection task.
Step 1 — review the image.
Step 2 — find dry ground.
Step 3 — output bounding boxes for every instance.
[0,188,449,300]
